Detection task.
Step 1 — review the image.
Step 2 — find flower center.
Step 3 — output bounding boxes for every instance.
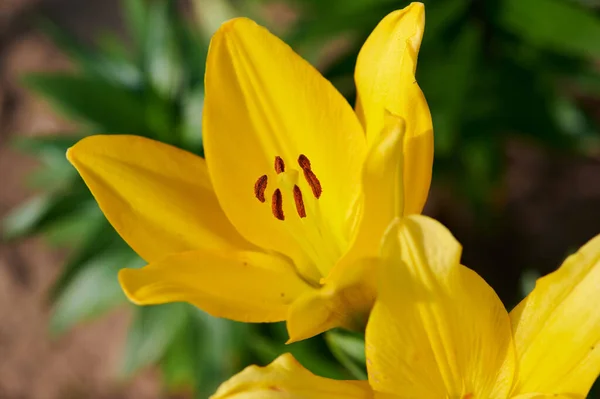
[253,155,322,221]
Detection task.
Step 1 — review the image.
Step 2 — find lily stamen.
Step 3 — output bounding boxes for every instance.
[303,169,322,199]
[293,185,306,218]
[255,154,322,219]
[274,156,285,174]
[254,174,268,202]
[297,154,311,169]
[298,154,322,199]
[272,188,284,220]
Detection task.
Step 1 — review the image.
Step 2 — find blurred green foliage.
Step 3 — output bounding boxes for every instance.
[2,0,600,397]
[294,0,600,213]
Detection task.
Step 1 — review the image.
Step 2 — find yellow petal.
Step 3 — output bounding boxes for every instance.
[355,3,433,215]
[204,18,366,281]
[119,249,312,322]
[509,234,600,396]
[211,353,374,399]
[286,258,377,343]
[343,114,406,264]
[303,116,406,339]
[67,135,252,262]
[366,216,515,398]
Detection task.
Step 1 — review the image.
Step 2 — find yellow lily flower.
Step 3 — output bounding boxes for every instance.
[210,215,600,399]
[66,2,433,342]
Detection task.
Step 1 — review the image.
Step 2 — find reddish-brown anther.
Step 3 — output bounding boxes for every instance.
[303,169,322,199]
[254,174,268,202]
[297,154,322,199]
[272,189,284,220]
[298,154,311,170]
[293,185,306,218]
[274,156,285,174]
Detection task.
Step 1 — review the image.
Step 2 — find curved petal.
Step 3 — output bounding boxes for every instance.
[67,135,253,262]
[204,18,366,281]
[119,249,312,322]
[211,353,374,399]
[366,216,515,398]
[312,116,407,336]
[343,114,406,264]
[509,234,600,396]
[355,3,433,215]
[286,258,377,343]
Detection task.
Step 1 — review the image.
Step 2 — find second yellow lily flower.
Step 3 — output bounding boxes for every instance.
[210,215,600,398]
[66,2,433,341]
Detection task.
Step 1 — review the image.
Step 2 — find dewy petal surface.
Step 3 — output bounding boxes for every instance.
[204,18,366,280]
[119,250,312,322]
[355,3,433,215]
[510,234,600,396]
[67,135,253,262]
[366,216,515,398]
[211,353,373,399]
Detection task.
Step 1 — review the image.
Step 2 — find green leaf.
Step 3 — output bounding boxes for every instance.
[567,69,600,96]
[176,19,209,88]
[12,135,82,189]
[120,303,189,379]
[459,136,504,213]
[49,248,143,335]
[2,195,54,240]
[143,1,184,99]
[42,200,104,247]
[423,0,470,39]
[49,220,124,301]
[500,0,600,58]
[123,0,147,51]
[12,134,82,157]
[23,74,148,134]
[325,329,367,380]
[420,24,481,156]
[519,269,541,299]
[180,87,204,154]
[95,32,134,64]
[160,308,252,397]
[160,321,198,393]
[192,311,251,397]
[249,323,348,380]
[38,19,141,88]
[142,89,177,144]
[25,164,77,190]
[1,186,92,240]
[478,62,573,149]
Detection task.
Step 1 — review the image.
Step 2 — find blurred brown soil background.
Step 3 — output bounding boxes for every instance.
[1,0,600,398]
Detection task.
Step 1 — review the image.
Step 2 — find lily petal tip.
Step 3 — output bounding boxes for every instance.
[117,268,145,305]
[65,145,75,163]
[217,16,256,36]
[65,135,93,165]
